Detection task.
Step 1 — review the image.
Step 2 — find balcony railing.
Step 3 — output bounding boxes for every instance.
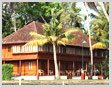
[12,45,106,57]
[12,45,38,53]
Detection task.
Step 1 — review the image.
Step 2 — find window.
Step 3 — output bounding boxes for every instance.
[59,46,66,54]
[29,62,32,70]
[94,51,98,56]
[66,47,75,54]
[83,49,89,56]
[76,48,81,55]
[12,45,38,53]
[38,46,43,51]
[101,51,104,57]
[100,51,105,57]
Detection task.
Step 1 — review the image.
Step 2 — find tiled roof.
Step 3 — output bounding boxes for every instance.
[68,32,96,47]
[2,21,43,44]
[2,21,96,47]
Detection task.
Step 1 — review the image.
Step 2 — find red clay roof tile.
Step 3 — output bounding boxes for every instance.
[2,21,96,47]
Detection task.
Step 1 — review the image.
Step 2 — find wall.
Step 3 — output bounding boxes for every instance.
[2,44,38,61]
[2,45,13,59]
[21,60,37,75]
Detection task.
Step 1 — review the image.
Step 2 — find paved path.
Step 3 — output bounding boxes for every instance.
[2,79,109,85]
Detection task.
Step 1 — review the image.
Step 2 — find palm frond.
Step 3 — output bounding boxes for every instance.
[49,36,58,42]
[86,2,98,12]
[63,28,79,37]
[57,40,66,46]
[56,9,64,17]
[42,23,50,30]
[30,32,46,39]
[57,23,62,30]
[98,2,109,22]
[92,42,106,50]
[25,38,48,46]
[89,36,94,40]
[57,36,75,46]
[61,38,68,43]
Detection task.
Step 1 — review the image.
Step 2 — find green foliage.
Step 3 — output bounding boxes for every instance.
[92,42,106,50]
[104,2,109,15]
[90,10,109,47]
[2,3,14,38]
[15,2,62,23]
[2,64,13,80]
[26,8,78,46]
[2,14,14,38]
[60,2,84,29]
[2,2,62,38]
[102,56,109,79]
[89,3,109,79]
[2,2,84,38]
[95,54,109,79]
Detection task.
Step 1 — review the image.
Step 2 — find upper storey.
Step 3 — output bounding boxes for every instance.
[2,21,108,60]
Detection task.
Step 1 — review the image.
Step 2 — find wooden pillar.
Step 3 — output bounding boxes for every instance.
[36,59,39,79]
[58,60,61,75]
[85,63,87,72]
[101,64,103,76]
[85,63,88,76]
[94,64,96,76]
[73,61,75,76]
[3,61,5,64]
[19,60,21,76]
[47,59,49,75]
[73,61,74,72]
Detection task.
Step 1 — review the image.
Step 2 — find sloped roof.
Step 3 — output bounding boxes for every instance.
[3,21,44,44]
[2,21,96,47]
[67,32,96,47]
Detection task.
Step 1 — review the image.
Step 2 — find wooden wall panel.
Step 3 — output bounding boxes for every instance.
[3,53,38,61]
[13,54,37,60]
[3,44,105,62]
[6,60,37,76]
[13,62,19,76]
[21,60,37,76]
[2,45,38,61]
[2,45,13,58]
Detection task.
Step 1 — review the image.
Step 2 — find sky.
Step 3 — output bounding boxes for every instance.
[76,2,88,30]
[76,2,98,30]
[76,2,98,15]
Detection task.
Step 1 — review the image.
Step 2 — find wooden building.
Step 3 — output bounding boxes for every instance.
[2,21,107,79]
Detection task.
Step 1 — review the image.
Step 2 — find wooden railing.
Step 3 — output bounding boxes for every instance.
[11,45,106,58]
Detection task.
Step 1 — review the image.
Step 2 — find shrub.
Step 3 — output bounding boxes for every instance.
[2,64,13,80]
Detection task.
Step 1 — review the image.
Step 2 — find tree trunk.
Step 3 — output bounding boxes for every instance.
[12,11,16,32]
[84,2,93,79]
[52,43,59,79]
[98,2,109,22]
[10,2,16,32]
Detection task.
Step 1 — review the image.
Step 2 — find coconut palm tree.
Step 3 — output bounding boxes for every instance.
[85,2,109,22]
[90,6,109,78]
[90,7,109,47]
[84,2,94,79]
[84,2,109,79]
[26,9,78,79]
[98,2,109,22]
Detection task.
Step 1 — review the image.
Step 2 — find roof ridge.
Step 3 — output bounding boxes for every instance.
[33,21,38,33]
